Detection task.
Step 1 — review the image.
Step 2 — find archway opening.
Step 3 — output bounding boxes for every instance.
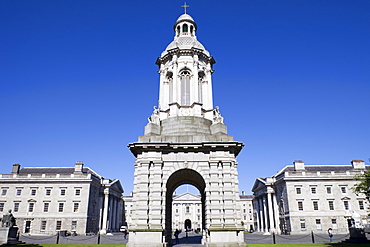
[185,219,191,230]
[165,169,206,245]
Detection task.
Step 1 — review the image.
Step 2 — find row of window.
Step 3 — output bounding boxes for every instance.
[40,220,77,231]
[300,218,338,230]
[296,185,348,195]
[174,207,201,214]
[0,202,80,213]
[1,188,82,197]
[297,200,365,211]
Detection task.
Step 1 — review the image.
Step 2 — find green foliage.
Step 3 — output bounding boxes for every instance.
[353,169,370,202]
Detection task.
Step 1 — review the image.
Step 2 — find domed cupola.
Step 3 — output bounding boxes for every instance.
[174,14,197,37]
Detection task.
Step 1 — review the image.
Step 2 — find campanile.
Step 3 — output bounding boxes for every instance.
[127,10,245,247]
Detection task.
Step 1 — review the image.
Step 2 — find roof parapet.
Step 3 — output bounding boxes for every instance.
[293,160,305,171]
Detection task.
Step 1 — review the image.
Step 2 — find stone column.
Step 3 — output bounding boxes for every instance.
[208,161,221,228]
[100,188,109,234]
[258,197,264,232]
[263,195,268,232]
[273,193,280,234]
[267,190,275,232]
[148,160,163,229]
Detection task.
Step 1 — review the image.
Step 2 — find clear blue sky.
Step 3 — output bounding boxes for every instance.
[1,1,369,195]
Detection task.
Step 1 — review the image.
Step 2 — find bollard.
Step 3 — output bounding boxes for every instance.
[311,231,315,243]
[272,232,276,244]
[56,231,60,244]
[97,232,101,244]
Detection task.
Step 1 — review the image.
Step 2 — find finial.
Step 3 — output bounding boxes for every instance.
[181,2,189,14]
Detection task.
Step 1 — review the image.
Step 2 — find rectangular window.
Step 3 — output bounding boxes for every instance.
[329,201,334,210]
[186,206,189,213]
[313,201,319,210]
[56,221,62,231]
[300,219,306,229]
[31,189,37,196]
[75,189,81,196]
[46,189,51,196]
[359,200,364,210]
[71,221,77,231]
[298,201,303,211]
[332,218,337,229]
[41,221,47,231]
[296,187,302,194]
[316,219,322,229]
[60,189,66,196]
[44,203,49,212]
[0,203,4,212]
[16,189,22,196]
[344,201,349,210]
[1,189,7,196]
[341,187,347,193]
[14,202,20,212]
[73,202,79,212]
[326,187,332,194]
[311,187,317,194]
[175,209,178,213]
[59,203,64,212]
[28,202,34,212]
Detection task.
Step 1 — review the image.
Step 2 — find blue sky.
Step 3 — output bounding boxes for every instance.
[1,0,369,195]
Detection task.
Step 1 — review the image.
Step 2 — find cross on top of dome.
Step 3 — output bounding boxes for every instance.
[181,2,189,14]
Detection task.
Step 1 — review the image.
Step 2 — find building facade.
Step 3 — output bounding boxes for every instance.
[0,162,124,235]
[252,160,369,235]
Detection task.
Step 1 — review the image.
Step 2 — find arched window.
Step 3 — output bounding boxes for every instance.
[180,70,191,106]
[176,26,180,36]
[182,24,188,33]
[190,25,194,34]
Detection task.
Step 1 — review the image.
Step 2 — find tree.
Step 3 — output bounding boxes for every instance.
[353,169,370,202]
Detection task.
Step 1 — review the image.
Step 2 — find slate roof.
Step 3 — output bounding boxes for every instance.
[19,167,101,178]
[280,165,370,173]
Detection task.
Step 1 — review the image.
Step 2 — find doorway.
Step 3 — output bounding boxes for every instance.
[185,219,191,231]
[25,220,31,233]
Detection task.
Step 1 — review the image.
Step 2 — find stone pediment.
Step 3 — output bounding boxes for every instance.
[252,178,266,191]
[173,192,201,201]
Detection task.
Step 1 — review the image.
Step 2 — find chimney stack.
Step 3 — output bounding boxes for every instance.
[293,160,305,171]
[351,160,365,169]
[12,164,20,174]
[74,161,84,174]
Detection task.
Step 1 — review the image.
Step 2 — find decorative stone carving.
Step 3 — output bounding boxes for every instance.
[1,210,15,228]
[213,106,224,124]
[148,106,160,125]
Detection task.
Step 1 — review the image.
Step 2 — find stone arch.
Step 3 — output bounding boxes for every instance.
[165,168,206,244]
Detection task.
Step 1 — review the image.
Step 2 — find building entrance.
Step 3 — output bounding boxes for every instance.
[184,219,191,231]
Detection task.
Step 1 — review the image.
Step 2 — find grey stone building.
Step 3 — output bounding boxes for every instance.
[0,162,124,235]
[252,160,369,235]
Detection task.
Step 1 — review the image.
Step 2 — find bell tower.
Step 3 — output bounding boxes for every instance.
[127,8,245,247]
[156,13,215,122]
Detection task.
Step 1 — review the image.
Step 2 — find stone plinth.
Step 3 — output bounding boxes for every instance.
[127,230,165,247]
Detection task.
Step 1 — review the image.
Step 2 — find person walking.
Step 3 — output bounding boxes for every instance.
[328,228,333,242]
[174,229,180,244]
